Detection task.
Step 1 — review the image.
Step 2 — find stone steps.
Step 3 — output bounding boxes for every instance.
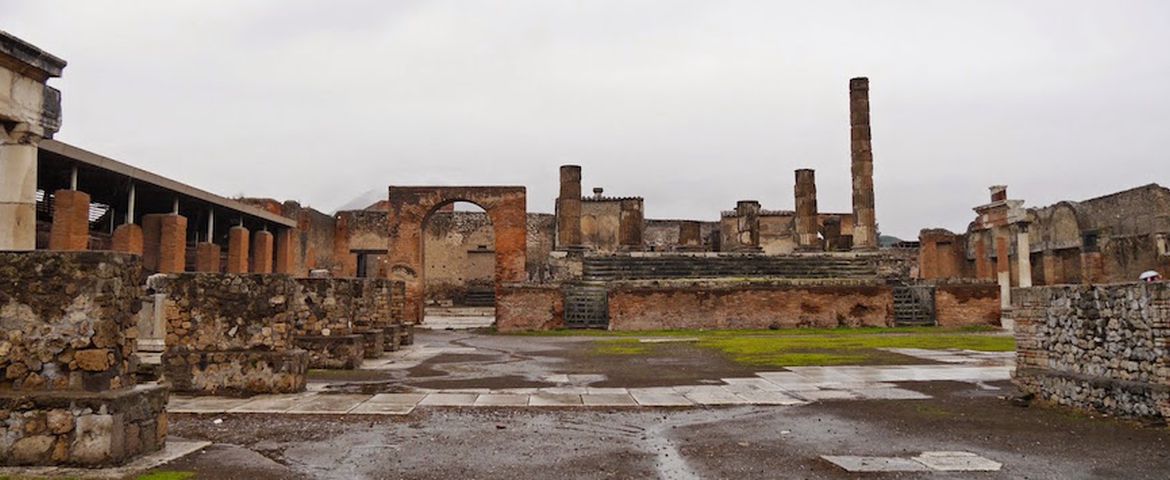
[583,255,878,281]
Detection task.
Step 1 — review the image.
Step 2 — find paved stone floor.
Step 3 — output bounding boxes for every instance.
[170,333,1014,415]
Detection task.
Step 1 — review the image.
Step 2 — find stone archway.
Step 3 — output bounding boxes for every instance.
[386,186,526,323]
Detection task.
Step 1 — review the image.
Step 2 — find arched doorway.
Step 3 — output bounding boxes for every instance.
[385,186,526,324]
[423,201,497,326]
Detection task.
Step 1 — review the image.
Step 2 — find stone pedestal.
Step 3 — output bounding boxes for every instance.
[48,189,91,251]
[0,385,169,467]
[355,329,385,359]
[112,223,144,255]
[294,335,365,369]
[162,349,309,396]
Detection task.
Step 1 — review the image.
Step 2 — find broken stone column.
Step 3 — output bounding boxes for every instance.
[849,77,878,250]
[112,223,144,255]
[734,200,762,252]
[1016,226,1033,287]
[195,242,221,272]
[556,165,582,249]
[794,169,820,251]
[996,235,1011,308]
[0,130,40,251]
[618,198,644,250]
[48,189,91,250]
[0,33,65,251]
[157,213,187,273]
[251,230,274,273]
[678,221,702,249]
[227,225,250,273]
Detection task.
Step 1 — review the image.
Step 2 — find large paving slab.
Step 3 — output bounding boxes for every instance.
[286,394,372,414]
[821,455,932,472]
[529,393,584,406]
[628,390,694,407]
[419,393,480,406]
[912,451,1003,471]
[475,394,530,406]
[581,393,639,406]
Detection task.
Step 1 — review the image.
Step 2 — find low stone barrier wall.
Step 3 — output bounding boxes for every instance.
[0,252,167,466]
[608,280,893,331]
[293,278,404,336]
[294,335,364,369]
[497,284,565,332]
[934,282,1000,327]
[355,329,384,359]
[162,349,308,396]
[1011,282,1170,419]
[149,273,308,395]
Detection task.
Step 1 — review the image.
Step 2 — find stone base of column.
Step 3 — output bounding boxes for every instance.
[48,189,91,251]
[162,348,308,396]
[0,384,168,467]
[111,224,144,255]
[194,242,221,272]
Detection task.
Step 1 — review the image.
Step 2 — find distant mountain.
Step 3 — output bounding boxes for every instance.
[878,235,906,247]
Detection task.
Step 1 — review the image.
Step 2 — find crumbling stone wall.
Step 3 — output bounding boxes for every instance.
[0,251,168,466]
[496,284,564,332]
[150,273,308,395]
[608,280,893,331]
[293,277,401,335]
[1012,282,1170,419]
[0,252,141,392]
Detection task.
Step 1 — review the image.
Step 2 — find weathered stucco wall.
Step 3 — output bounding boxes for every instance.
[934,282,1000,327]
[1012,282,1170,419]
[496,284,564,332]
[423,211,495,302]
[608,280,893,331]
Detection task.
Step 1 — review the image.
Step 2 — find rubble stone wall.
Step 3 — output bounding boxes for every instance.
[608,280,893,331]
[149,273,299,352]
[1012,282,1170,419]
[0,252,141,392]
[293,277,403,335]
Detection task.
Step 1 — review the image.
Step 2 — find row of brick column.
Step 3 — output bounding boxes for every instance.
[45,188,291,274]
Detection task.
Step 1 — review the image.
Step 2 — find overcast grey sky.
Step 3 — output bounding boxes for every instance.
[5,0,1169,238]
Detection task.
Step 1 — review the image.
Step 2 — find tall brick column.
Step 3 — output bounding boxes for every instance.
[274,228,295,274]
[157,213,187,273]
[251,230,274,273]
[1042,251,1060,285]
[794,169,820,251]
[227,225,250,273]
[112,223,144,255]
[195,242,221,272]
[140,214,163,271]
[48,189,91,250]
[974,236,991,280]
[850,77,877,250]
[556,165,582,249]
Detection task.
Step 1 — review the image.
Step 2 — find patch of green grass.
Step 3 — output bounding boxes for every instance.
[509,325,1000,338]
[136,471,195,480]
[695,333,1014,367]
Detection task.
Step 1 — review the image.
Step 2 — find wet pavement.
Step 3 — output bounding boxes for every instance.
[19,330,1170,479]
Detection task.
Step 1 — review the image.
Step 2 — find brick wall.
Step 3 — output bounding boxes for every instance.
[496,284,564,332]
[935,282,1000,327]
[1011,282,1170,419]
[608,280,893,331]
